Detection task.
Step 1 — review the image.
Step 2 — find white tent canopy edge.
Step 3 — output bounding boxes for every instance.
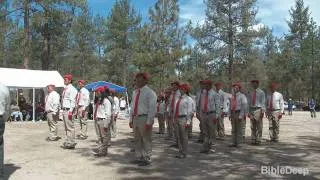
[0,68,65,121]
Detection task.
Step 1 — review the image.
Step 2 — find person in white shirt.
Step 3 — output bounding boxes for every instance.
[266,82,284,143]
[195,80,205,143]
[110,89,120,138]
[229,82,248,147]
[61,74,78,149]
[156,94,166,134]
[129,72,157,166]
[174,83,194,158]
[0,82,10,178]
[119,98,126,111]
[76,80,90,140]
[45,84,61,141]
[215,81,226,139]
[248,80,266,145]
[92,87,112,156]
[163,89,171,137]
[187,95,196,138]
[200,80,220,153]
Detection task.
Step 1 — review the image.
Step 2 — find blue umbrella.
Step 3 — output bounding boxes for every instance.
[85,81,127,93]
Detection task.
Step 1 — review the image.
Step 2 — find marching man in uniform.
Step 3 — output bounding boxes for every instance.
[215,81,226,139]
[76,80,90,140]
[229,82,248,147]
[110,89,120,138]
[266,82,284,143]
[174,83,194,158]
[248,80,265,145]
[200,80,220,153]
[167,81,181,144]
[45,84,61,141]
[129,72,157,166]
[196,80,205,143]
[61,74,78,149]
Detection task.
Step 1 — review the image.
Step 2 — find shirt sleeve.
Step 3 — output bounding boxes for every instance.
[261,90,266,112]
[147,90,157,125]
[279,93,284,113]
[239,94,248,119]
[70,88,78,111]
[186,97,193,122]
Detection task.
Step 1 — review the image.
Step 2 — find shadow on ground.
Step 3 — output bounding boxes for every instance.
[4,164,21,180]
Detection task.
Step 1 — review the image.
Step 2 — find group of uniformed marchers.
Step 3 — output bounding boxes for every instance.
[39,72,284,167]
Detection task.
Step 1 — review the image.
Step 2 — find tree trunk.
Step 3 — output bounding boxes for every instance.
[227,1,234,86]
[23,0,30,69]
[41,21,50,70]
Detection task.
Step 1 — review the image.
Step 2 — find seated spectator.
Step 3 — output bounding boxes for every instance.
[35,102,45,121]
[10,102,23,121]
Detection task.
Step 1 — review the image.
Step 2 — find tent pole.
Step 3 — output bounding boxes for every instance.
[32,88,35,122]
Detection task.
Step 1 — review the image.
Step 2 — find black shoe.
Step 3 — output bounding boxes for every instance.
[273,139,279,142]
[130,148,135,152]
[228,144,237,147]
[138,161,151,166]
[130,159,142,164]
[61,145,75,149]
[165,137,171,140]
[46,137,60,141]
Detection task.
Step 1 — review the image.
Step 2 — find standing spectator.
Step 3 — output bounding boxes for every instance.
[45,84,61,141]
[0,82,10,178]
[76,80,90,140]
[309,98,316,118]
[120,98,126,111]
[288,98,293,116]
[110,89,120,138]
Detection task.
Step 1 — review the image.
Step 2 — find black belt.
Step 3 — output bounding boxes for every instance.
[62,108,70,111]
[270,109,280,111]
[176,115,187,118]
[232,110,240,113]
[202,111,215,114]
[96,118,105,120]
[250,107,261,109]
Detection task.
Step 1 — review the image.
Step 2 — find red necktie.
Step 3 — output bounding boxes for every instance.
[269,93,273,109]
[171,91,176,113]
[232,94,237,111]
[94,102,99,120]
[252,90,256,106]
[175,96,182,118]
[204,91,209,113]
[76,92,81,105]
[133,89,141,116]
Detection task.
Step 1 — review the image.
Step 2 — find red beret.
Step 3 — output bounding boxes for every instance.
[78,80,85,84]
[232,82,242,89]
[64,74,73,81]
[202,80,213,85]
[180,83,191,92]
[95,87,105,93]
[136,72,150,80]
[109,88,116,93]
[250,80,259,84]
[270,82,280,89]
[171,81,180,86]
[215,81,224,87]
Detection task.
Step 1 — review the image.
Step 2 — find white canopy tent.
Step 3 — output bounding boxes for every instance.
[0,68,65,121]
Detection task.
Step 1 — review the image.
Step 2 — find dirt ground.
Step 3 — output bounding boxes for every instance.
[3,111,320,180]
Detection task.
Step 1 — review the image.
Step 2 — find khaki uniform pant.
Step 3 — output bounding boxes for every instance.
[167,113,175,138]
[231,111,243,145]
[188,117,193,137]
[176,117,188,155]
[47,112,59,139]
[242,118,246,139]
[197,114,203,141]
[0,117,5,177]
[268,111,280,141]
[133,116,152,162]
[201,112,217,151]
[77,107,88,137]
[157,114,165,134]
[217,111,225,137]
[110,114,117,137]
[62,110,75,145]
[96,119,110,154]
[250,108,263,143]
[94,120,102,143]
